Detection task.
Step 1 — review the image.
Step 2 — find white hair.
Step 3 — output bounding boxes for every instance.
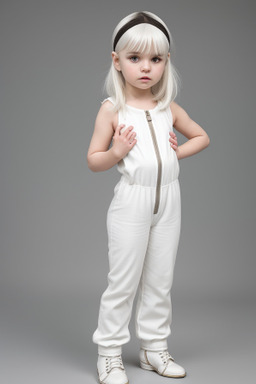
[104,11,181,112]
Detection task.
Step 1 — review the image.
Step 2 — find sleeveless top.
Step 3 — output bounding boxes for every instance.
[102,97,180,190]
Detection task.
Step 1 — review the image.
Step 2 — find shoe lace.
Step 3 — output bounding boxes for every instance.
[159,350,174,365]
[105,355,124,373]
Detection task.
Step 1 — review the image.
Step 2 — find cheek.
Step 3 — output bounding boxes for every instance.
[157,64,166,77]
[124,65,136,78]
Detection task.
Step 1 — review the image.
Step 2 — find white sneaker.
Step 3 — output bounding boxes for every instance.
[140,349,186,378]
[97,354,129,384]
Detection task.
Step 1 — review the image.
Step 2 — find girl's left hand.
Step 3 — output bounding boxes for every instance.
[169,131,178,151]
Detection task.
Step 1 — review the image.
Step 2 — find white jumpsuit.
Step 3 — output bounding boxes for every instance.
[93,97,181,356]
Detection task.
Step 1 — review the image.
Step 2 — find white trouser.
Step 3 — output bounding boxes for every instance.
[93,176,181,356]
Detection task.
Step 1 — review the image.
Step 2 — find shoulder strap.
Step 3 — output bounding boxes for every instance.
[101,97,114,105]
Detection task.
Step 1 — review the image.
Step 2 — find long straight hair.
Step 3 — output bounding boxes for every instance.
[104,11,181,112]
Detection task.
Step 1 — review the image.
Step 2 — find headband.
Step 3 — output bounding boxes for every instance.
[113,12,170,51]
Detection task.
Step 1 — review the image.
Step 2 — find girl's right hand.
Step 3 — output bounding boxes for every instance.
[112,124,137,159]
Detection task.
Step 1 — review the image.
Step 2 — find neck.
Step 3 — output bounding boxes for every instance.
[124,86,154,104]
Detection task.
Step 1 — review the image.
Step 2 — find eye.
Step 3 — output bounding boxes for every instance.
[152,57,161,63]
[129,56,139,63]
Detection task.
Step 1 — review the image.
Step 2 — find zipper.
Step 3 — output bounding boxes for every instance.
[145,110,162,214]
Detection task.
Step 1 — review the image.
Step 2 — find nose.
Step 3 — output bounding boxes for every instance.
[140,59,151,72]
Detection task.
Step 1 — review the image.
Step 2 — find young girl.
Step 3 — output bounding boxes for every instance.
[87,11,210,384]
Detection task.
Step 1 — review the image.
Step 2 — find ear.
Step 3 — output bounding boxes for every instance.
[167,52,170,61]
[112,51,121,71]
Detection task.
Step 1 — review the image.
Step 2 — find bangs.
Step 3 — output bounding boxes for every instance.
[116,24,169,56]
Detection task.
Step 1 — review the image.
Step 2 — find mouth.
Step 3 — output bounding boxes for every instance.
[139,77,151,81]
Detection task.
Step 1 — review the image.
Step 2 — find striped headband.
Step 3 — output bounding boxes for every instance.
[113,12,170,51]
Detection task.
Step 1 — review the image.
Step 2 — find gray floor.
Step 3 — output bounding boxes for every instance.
[0,286,255,384]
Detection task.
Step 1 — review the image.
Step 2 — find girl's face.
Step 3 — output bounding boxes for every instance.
[112,47,169,93]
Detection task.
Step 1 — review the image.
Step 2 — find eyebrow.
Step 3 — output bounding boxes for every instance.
[126,51,164,56]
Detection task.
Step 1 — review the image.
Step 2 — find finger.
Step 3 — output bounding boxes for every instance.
[124,126,134,136]
[169,134,177,142]
[127,131,136,141]
[169,131,177,140]
[169,138,177,145]
[169,138,177,147]
[129,138,137,147]
[128,135,137,144]
[115,124,125,135]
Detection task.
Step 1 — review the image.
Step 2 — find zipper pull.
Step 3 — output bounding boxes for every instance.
[145,110,152,122]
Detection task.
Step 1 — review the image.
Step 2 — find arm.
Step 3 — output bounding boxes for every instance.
[170,102,210,160]
[87,101,137,172]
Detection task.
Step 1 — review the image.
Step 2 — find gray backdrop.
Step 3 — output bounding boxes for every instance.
[1,0,255,383]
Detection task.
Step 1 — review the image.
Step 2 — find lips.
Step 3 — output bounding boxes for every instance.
[140,77,151,80]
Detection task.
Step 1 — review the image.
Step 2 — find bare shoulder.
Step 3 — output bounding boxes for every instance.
[170,101,189,125]
[97,100,118,131]
[95,100,116,130]
[87,100,118,156]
